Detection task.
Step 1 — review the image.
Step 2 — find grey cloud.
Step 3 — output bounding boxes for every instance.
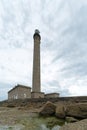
[0,0,87,100]
[60,62,87,78]
[0,82,14,101]
[59,89,71,97]
[41,2,87,96]
[0,0,32,49]
[50,4,87,78]
[42,80,70,96]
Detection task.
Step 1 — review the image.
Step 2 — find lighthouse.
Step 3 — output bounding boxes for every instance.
[32,29,44,98]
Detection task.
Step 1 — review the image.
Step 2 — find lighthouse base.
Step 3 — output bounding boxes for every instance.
[31,92,44,98]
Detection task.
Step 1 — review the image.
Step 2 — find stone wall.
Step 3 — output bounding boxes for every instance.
[2,96,86,108]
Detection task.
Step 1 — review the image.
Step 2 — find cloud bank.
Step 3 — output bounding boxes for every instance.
[0,0,87,100]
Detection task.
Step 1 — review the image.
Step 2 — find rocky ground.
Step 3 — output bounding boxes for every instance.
[0,97,87,130]
[39,101,87,119]
[0,107,38,125]
[0,106,63,130]
[39,101,87,130]
[60,119,87,130]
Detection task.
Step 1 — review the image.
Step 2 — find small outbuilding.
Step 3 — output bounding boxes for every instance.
[8,84,31,101]
[45,93,59,98]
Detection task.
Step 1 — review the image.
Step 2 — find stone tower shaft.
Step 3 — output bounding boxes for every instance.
[32,30,41,92]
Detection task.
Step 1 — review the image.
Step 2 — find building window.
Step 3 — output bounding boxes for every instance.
[14,95,15,99]
[24,93,26,98]
[15,95,18,99]
[13,95,18,99]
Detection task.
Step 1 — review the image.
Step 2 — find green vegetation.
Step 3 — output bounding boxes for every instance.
[16,116,64,130]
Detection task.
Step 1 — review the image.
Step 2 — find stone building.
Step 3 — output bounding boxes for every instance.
[8,30,59,100]
[45,93,60,98]
[8,84,31,100]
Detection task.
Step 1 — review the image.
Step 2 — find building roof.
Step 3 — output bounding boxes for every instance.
[8,84,31,93]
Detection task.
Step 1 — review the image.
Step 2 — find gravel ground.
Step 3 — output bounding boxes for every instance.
[0,107,38,125]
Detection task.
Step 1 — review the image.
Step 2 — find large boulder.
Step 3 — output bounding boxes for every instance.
[55,104,66,119]
[39,101,56,116]
[66,103,87,119]
[59,119,87,130]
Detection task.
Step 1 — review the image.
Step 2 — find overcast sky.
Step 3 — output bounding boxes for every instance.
[0,0,87,101]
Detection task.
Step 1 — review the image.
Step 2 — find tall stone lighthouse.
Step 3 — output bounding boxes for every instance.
[31,29,44,98]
